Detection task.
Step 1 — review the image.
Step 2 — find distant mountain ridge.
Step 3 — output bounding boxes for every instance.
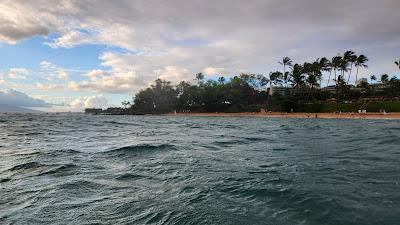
[0,105,42,113]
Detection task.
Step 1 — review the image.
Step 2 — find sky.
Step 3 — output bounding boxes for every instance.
[0,0,399,112]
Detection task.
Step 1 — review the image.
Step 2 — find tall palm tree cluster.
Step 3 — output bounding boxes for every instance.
[270,51,369,90]
[126,54,400,114]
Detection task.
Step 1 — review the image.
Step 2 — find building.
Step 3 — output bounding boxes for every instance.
[268,86,293,96]
[85,107,126,115]
[85,108,102,114]
[102,107,125,115]
[355,78,368,87]
[321,85,336,93]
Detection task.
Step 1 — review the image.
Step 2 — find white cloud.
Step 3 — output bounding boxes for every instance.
[34,82,62,90]
[67,70,144,93]
[86,69,109,81]
[155,66,192,84]
[45,30,96,49]
[0,79,5,84]
[5,68,29,80]
[57,70,69,80]
[39,61,70,81]
[202,67,229,77]
[39,61,53,69]
[69,95,108,112]
[0,89,51,107]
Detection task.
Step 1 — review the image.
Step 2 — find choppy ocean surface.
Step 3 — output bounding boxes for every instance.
[1,113,399,225]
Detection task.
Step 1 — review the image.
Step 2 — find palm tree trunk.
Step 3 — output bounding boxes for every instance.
[327,70,332,87]
[355,67,359,84]
[334,69,337,83]
[347,63,353,84]
[266,82,271,111]
[334,69,339,104]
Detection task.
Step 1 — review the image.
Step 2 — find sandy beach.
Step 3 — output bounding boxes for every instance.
[168,112,400,119]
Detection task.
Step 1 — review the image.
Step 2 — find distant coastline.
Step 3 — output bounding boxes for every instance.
[167,112,400,119]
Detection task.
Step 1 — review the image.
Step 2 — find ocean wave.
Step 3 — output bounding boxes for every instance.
[115,173,147,181]
[104,143,176,155]
[7,162,78,178]
[105,121,140,126]
[39,164,78,176]
[9,162,43,171]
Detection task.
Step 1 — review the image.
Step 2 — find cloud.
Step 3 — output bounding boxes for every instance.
[57,70,69,80]
[86,69,110,81]
[202,67,229,77]
[0,1,52,44]
[0,79,5,84]
[67,70,144,93]
[1,0,400,95]
[0,89,51,107]
[155,66,192,84]
[1,68,29,80]
[39,61,70,80]
[69,95,108,111]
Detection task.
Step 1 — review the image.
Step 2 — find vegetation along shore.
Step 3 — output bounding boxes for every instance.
[86,51,400,116]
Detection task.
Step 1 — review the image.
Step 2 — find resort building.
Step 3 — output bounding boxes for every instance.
[84,108,102,114]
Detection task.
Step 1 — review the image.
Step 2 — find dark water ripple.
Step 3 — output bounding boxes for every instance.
[1,113,400,225]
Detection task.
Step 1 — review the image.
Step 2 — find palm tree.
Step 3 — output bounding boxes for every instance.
[354,55,369,82]
[381,74,389,83]
[121,100,131,109]
[395,60,400,70]
[343,50,357,83]
[307,73,318,89]
[330,56,343,104]
[195,72,204,85]
[318,57,330,87]
[279,57,292,87]
[325,59,333,87]
[331,56,342,85]
[290,64,306,88]
[370,75,377,84]
[338,58,349,84]
[312,59,323,87]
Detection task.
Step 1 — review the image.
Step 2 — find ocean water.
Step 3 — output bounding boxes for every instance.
[1,113,399,225]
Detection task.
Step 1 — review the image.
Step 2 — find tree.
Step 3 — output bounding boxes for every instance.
[395,60,400,70]
[195,72,205,85]
[133,79,177,114]
[370,75,377,84]
[218,76,225,84]
[121,100,131,109]
[319,57,330,87]
[269,71,283,87]
[279,57,293,87]
[338,57,349,84]
[343,50,357,83]
[354,55,369,82]
[381,74,389,83]
[255,74,269,88]
[133,88,155,114]
[324,58,333,87]
[331,56,342,86]
[290,64,306,88]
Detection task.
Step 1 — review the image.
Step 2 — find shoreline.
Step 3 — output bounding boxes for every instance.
[167,112,400,119]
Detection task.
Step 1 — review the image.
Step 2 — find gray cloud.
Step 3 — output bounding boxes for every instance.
[0,0,399,93]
